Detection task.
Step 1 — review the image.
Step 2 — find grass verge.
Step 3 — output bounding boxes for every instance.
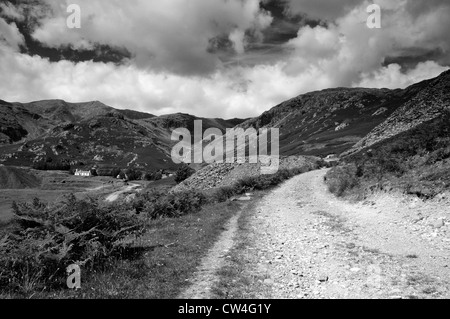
[211,193,272,298]
[1,163,317,299]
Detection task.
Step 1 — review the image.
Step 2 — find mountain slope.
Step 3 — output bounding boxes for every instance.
[237,70,450,157]
[345,70,450,156]
[1,70,449,170]
[0,100,245,170]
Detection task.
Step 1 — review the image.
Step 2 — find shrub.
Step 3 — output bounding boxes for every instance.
[143,171,163,181]
[133,190,207,219]
[0,195,146,295]
[125,168,142,181]
[175,164,195,184]
[153,171,163,181]
[213,186,238,203]
[337,111,450,198]
[110,168,121,178]
[325,165,359,197]
[32,159,71,171]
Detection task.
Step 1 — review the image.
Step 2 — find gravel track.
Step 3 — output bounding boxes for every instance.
[182,169,450,299]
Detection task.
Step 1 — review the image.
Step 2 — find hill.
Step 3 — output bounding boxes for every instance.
[0,166,42,189]
[0,100,245,171]
[173,155,321,192]
[1,70,449,172]
[326,111,450,199]
[237,70,450,157]
[345,70,450,156]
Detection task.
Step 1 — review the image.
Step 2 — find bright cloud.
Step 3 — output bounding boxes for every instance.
[0,0,449,118]
[0,18,24,51]
[31,0,273,75]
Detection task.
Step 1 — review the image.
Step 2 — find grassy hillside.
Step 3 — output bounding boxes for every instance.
[0,99,247,171]
[325,111,450,199]
[0,166,42,189]
[235,70,450,158]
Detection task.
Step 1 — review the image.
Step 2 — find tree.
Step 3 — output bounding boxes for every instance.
[125,168,142,181]
[110,168,121,178]
[175,164,195,184]
[153,171,162,181]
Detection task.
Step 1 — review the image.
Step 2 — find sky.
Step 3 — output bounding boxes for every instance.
[0,0,449,119]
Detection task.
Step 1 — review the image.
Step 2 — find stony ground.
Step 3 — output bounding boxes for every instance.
[173,156,318,192]
[181,169,450,299]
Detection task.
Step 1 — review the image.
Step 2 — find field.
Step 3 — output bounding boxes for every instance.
[0,166,139,222]
[0,160,315,298]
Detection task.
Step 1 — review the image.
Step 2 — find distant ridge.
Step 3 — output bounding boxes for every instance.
[1,70,449,170]
[0,99,246,170]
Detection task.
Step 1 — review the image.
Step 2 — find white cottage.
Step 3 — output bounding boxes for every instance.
[74,169,92,177]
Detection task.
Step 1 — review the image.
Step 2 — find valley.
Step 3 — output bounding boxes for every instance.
[0,165,150,222]
[0,70,449,299]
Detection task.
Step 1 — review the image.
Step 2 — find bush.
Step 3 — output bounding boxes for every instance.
[325,165,359,197]
[32,159,71,171]
[175,164,195,184]
[336,111,450,198]
[125,168,142,181]
[0,195,146,295]
[234,169,299,192]
[213,186,238,203]
[133,190,207,219]
[153,171,163,181]
[110,168,121,178]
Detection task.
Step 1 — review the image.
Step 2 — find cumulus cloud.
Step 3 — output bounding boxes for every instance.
[358,61,448,88]
[31,0,273,75]
[285,0,364,20]
[0,2,26,21]
[0,0,449,119]
[0,45,321,119]
[0,18,24,51]
[282,0,450,88]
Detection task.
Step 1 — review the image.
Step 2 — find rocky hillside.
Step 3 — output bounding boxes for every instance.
[0,99,245,170]
[173,156,320,192]
[1,70,449,171]
[237,70,450,157]
[345,70,450,156]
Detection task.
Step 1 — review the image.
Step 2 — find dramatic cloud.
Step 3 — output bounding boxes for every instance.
[0,2,26,21]
[0,18,24,50]
[282,0,450,88]
[285,0,364,20]
[31,0,273,75]
[0,0,449,118]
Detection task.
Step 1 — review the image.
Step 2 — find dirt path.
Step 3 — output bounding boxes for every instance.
[178,211,242,299]
[182,168,450,299]
[229,169,450,299]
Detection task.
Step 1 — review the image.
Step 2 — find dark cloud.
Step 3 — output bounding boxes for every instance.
[0,0,449,119]
[405,0,450,17]
[284,0,363,20]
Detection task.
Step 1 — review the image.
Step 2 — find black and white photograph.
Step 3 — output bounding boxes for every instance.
[0,0,450,305]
